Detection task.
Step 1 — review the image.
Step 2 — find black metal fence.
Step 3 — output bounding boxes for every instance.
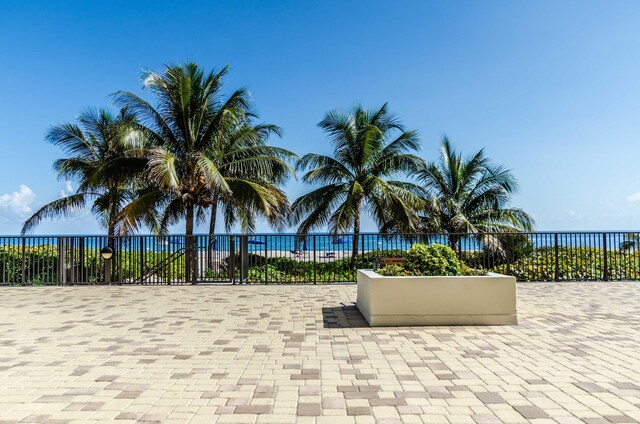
[1,231,640,285]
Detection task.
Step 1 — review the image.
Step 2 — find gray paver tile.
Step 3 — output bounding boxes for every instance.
[0,283,638,423]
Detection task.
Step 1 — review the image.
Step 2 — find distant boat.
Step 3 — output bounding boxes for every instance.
[248,239,266,245]
[333,237,350,245]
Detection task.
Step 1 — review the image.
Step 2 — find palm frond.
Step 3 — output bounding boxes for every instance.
[115,190,165,235]
[147,148,179,191]
[21,194,86,234]
[294,103,422,235]
[413,137,534,243]
[290,184,348,234]
[195,153,231,193]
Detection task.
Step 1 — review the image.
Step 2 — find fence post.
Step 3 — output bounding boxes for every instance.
[229,236,236,284]
[79,237,85,283]
[108,236,115,284]
[140,237,145,283]
[58,237,66,285]
[264,235,268,284]
[117,237,123,285]
[554,233,559,282]
[21,238,26,285]
[603,232,608,281]
[104,257,112,284]
[240,235,249,283]
[506,238,511,276]
[194,235,199,284]
[69,238,76,285]
[313,235,317,285]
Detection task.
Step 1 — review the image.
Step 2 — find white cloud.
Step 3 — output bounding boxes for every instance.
[627,192,640,204]
[60,181,74,197]
[0,185,36,216]
[567,209,582,219]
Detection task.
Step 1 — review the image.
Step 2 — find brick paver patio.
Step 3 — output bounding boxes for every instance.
[0,283,639,424]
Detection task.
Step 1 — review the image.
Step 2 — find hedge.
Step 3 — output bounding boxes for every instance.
[0,245,185,285]
[492,247,640,281]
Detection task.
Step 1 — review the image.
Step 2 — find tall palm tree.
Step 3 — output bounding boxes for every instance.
[21,107,145,237]
[414,137,534,251]
[620,233,640,250]
[201,121,295,269]
[114,63,294,282]
[291,103,425,267]
[179,122,296,272]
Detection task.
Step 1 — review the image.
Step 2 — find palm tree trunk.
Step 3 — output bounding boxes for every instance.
[107,224,115,239]
[108,196,118,282]
[449,234,460,257]
[107,192,118,240]
[185,203,196,284]
[350,201,361,269]
[207,202,218,270]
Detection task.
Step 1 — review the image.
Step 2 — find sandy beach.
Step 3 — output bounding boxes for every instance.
[200,248,382,268]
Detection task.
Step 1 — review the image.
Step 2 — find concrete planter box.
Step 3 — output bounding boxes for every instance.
[356,270,517,326]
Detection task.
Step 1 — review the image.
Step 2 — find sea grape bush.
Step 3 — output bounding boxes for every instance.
[3,242,639,284]
[239,249,407,283]
[377,244,467,276]
[403,243,462,276]
[493,246,640,281]
[0,244,185,285]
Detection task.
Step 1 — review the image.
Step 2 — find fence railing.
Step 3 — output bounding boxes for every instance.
[1,231,640,285]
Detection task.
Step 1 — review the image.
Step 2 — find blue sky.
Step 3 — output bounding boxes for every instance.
[1,0,640,234]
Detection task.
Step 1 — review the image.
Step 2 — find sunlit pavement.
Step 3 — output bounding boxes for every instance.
[0,283,639,423]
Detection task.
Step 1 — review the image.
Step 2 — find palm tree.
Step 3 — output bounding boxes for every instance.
[414,137,534,252]
[203,121,296,269]
[114,63,294,282]
[620,233,640,250]
[291,103,425,267]
[21,107,145,237]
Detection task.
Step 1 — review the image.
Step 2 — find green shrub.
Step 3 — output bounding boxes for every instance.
[460,261,485,276]
[403,243,462,276]
[498,233,534,260]
[0,245,58,284]
[461,233,533,269]
[0,244,189,285]
[492,246,640,281]
[377,264,406,276]
[204,268,228,279]
[246,265,287,283]
[234,249,410,283]
[375,243,470,277]
[221,253,267,272]
[375,244,487,277]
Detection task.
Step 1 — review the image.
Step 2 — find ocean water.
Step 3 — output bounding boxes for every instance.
[2,234,454,252]
[5,232,630,253]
